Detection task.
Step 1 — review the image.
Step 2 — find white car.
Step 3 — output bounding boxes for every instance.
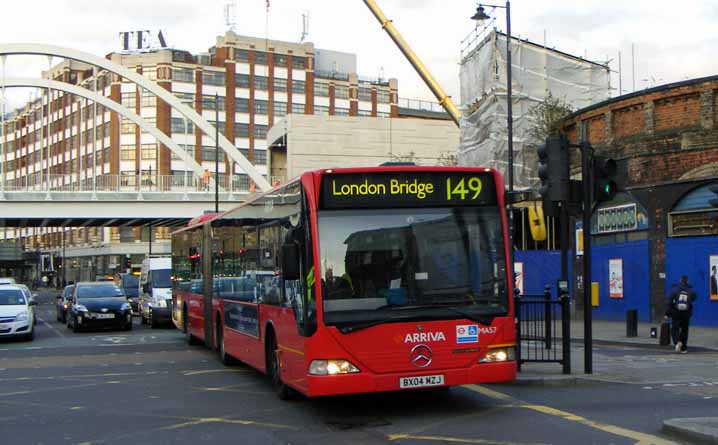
[0,285,36,341]
[0,277,17,285]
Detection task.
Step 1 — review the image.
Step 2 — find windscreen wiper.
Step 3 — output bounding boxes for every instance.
[335,314,429,334]
[383,303,502,325]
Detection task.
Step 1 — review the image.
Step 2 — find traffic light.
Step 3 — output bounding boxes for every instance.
[592,156,618,202]
[536,134,569,202]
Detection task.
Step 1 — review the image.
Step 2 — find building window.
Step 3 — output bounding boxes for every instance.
[201,147,225,162]
[274,54,287,67]
[335,84,349,99]
[121,92,136,108]
[202,94,225,111]
[292,80,305,94]
[140,117,156,134]
[377,90,390,104]
[254,99,268,115]
[314,105,329,116]
[235,123,250,138]
[202,71,225,86]
[235,49,250,63]
[253,149,267,164]
[173,67,194,83]
[291,103,305,114]
[235,73,250,88]
[291,57,306,70]
[254,124,268,139]
[314,82,329,97]
[174,92,194,103]
[335,108,349,116]
[236,98,250,113]
[120,145,135,161]
[254,52,267,65]
[359,87,372,101]
[141,92,156,107]
[171,144,194,160]
[274,102,287,117]
[378,111,391,118]
[141,143,157,160]
[171,118,195,133]
[255,76,268,91]
[274,78,287,92]
[358,110,372,117]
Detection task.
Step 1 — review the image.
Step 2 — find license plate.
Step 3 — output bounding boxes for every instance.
[95,313,115,319]
[399,374,445,389]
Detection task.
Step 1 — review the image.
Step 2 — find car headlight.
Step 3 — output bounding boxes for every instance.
[15,312,28,322]
[121,303,131,311]
[309,359,360,376]
[479,346,516,363]
[75,304,88,312]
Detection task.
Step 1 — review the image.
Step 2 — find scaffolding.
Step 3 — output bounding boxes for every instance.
[458,30,610,189]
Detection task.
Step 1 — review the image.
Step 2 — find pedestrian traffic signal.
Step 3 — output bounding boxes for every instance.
[536,134,569,202]
[592,156,617,202]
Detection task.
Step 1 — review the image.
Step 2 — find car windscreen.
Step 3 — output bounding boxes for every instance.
[63,286,75,298]
[151,269,172,288]
[77,285,124,298]
[122,275,139,288]
[0,289,27,305]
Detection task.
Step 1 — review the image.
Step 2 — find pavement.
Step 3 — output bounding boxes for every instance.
[514,318,718,443]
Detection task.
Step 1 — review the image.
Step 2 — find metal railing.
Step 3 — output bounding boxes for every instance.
[397,98,446,114]
[0,173,287,194]
[515,287,571,374]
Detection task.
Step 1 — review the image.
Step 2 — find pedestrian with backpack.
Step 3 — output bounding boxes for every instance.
[664,275,697,353]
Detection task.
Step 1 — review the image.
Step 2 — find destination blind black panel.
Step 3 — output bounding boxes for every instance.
[320,171,498,209]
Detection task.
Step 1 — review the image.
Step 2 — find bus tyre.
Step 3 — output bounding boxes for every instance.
[268,335,291,400]
[184,309,200,346]
[216,318,233,366]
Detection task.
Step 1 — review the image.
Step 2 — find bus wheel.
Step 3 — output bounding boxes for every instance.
[184,308,200,346]
[216,317,233,366]
[268,335,291,400]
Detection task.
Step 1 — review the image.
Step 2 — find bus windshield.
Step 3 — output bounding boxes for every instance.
[318,207,508,327]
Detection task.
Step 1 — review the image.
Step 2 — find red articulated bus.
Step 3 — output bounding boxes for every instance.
[171,166,516,398]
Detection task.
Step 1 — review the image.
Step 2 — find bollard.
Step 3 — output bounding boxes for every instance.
[626,309,638,337]
[560,294,571,375]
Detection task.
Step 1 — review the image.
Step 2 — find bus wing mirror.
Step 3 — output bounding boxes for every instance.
[281,243,300,281]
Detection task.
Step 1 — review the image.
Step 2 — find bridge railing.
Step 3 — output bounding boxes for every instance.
[1,173,287,194]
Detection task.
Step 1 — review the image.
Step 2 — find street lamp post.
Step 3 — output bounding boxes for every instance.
[472,1,514,277]
[214,93,219,213]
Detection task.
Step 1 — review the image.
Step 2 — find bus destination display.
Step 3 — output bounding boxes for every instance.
[321,171,498,209]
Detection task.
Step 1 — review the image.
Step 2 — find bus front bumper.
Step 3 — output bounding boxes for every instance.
[305,361,516,397]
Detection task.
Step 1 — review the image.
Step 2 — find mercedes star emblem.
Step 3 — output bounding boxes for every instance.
[101,308,108,313]
[410,344,432,368]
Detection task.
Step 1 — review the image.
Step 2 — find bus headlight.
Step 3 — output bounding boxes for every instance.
[309,359,360,376]
[479,346,515,363]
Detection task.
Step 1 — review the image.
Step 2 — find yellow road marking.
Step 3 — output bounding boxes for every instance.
[462,385,679,445]
[388,434,547,444]
[161,416,295,431]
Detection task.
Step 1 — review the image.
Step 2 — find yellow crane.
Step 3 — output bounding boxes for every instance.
[362,0,461,127]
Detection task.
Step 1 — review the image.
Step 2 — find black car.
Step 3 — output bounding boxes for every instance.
[55,284,75,323]
[67,282,133,332]
[117,273,140,314]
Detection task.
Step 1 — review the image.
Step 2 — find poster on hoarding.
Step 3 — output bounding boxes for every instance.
[710,255,718,301]
[514,262,524,296]
[609,259,623,299]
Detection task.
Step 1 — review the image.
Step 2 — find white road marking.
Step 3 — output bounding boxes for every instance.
[38,316,66,338]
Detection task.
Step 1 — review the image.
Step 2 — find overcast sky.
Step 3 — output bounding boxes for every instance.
[1,0,717,111]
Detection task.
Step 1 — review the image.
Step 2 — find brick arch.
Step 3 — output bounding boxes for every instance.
[679,162,718,181]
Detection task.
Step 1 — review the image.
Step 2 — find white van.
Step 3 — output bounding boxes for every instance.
[138,256,172,328]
